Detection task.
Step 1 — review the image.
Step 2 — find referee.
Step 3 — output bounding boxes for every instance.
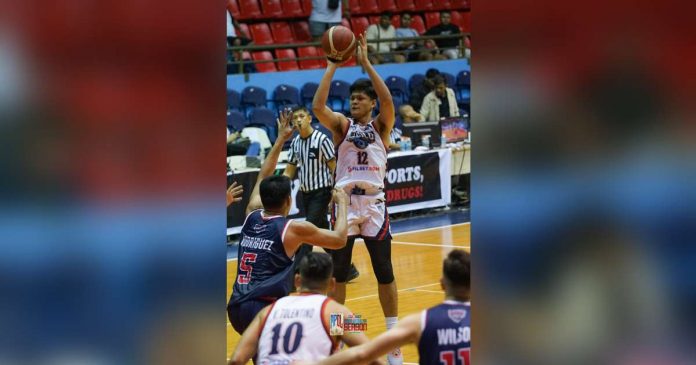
[283,106,359,282]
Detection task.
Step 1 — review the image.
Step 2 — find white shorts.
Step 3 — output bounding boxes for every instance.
[338,193,391,240]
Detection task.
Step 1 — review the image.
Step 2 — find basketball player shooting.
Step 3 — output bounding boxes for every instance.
[312,32,402,365]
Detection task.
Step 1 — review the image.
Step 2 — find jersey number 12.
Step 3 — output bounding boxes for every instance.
[356,151,368,165]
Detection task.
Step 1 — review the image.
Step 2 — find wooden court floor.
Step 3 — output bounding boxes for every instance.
[227,222,470,364]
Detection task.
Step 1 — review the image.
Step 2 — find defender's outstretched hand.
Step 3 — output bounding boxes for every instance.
[277,108,295,141]
[226,181,243,206]
[356,32,370,66]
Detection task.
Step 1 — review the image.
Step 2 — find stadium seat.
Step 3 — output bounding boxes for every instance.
[273,84,301,110]
[227,89,241,111]
[313,123,333,140]
[391,14,400,28]
[414,0,434,12]
[260,0,283,18]
[328,80,351,112]
[378,0,397,13]
[385,76,409,105]
[441,72,455,88]
[359,0,380,15]
[456,70,470,102]
[227,110,247,131]
[350,17,370,36]
[450,11,463,31]
[341,18,352,30]
[348,0,362,14]
[227,0,241,18]
[432,0,451,10]
[297,46,323,69]
[249,23,274,45]
[281,0,305,18]
[459,11,471,32]
[451,0,470,10]
[424,12,440,29]
[368,16,380,25]
[237,22,250,38]
[251,51,277,73]
[276,48,300,71]
[315,47,328,67]
[301,82,319,110]
[238,0,262,20]
[241,86,268,115]
[301,0,312,17]
[249,107,278,141]
[410,15,426,34]
[409,74,425,92]
[291,21,312,42]
[395,0,415,12]
[270,22,295,43]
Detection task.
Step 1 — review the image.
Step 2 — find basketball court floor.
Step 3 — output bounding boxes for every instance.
[227,209,470,364]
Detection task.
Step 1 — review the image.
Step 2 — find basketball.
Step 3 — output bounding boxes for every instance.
[320,25,357,63]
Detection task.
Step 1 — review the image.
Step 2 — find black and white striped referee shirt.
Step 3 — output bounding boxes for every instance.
[287,129,336,192]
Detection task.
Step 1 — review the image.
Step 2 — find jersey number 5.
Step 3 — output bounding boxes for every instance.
[356,151,368,165]
[237,253,258,284]
[439,348,470,365]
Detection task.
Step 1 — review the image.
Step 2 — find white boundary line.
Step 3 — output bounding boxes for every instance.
[346,282,440,302]
[413,289,445,294]
[227,222,470,261]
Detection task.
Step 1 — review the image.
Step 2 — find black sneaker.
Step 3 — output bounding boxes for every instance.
[347,263,360,282]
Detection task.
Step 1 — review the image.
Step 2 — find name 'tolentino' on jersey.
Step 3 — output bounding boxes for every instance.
[229,209,295,306]
[335,119,388,194]
[418,300,471,365]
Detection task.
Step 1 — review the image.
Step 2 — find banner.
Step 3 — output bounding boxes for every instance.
[227,149,452,234]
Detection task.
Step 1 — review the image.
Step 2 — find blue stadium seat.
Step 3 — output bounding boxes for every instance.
[409,74,425,93]
[328,80,351,112]
[312,122,333,140]
[227,89,241,111]
[227,110,247,132]
[385,75,409,105]
[441,72,456,88]
[249,107,278,142]
[301,82,319,110]
[273,84,301,112]
[456,70,470,103]
[241,86,268,116]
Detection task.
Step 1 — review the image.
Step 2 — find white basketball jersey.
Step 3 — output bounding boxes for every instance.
[335,119,388,194]
[257,294,336,365]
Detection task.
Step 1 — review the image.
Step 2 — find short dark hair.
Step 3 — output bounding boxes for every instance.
[425,68,441,78]
[432,74,446,86]
[291,105,309,115]
[401,12,412,19]
[443,249,470,290]
[299,252,334,289]
[349,79,377,100]
[259,175,291,210]
[440,10,451,16]
[380,11,392,18]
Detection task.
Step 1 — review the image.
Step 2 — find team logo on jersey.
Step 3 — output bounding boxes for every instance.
[347,126,376,150]
[447,309,467,323]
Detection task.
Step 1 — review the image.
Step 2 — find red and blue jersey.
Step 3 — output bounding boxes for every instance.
[418,300,471,365]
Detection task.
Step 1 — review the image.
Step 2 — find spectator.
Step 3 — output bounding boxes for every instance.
[309,0,350,42]
[388,126,402,150]
[227,127,249,156]
[409,68,440,111]
[226,11,256,74]
[424,11,462,59]
[395,13,432,62]
[419,75,459,122]
[398,104,424,123]
[366,12,406,64]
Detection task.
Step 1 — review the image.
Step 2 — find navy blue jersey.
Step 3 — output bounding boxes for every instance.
[418,300,471,365]
[229,210,295,306]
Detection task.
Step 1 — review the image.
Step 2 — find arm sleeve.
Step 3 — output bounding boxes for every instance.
[321,136,336,162]
[287,139,298,164]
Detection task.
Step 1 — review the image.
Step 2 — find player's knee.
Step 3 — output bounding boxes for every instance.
[374,262,394,284]
[333,262,351,283]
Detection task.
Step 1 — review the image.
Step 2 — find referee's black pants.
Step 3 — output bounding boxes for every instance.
[293,187,333,270]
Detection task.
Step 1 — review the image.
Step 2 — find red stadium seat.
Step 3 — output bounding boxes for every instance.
[291,21,312,42]
[350,17,370,37]
[349,0,362,14]
[368,16,380,25]
[410,15,426,34]
[315,47,328,67]
[359,0,380,14]
[237,22,250,38]
[424,12,440,29]
[227,0,241,18]
[302,0,312,17]
[432,0,451,10]
[276,49,300,71]
[238,0,262,20]
[451,0,470,10]
[281,0,305,17]
[414,0,434,12]
[395,0,415,12]
[297,46,323,69]
[459,11,471,32]
[249,23,274,45]
[251,51,278,72]
[450,11,463,32]
[260,0,283,18]
[391,14,400,28]
[270,22,295,43]
[378,0,397,13]
[341,18,352,30]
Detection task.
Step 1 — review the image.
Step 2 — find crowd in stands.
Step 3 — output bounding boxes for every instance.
[227,0,471,72]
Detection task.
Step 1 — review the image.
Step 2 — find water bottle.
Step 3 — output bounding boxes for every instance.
[441,134,447,148]
[422,135,430,149]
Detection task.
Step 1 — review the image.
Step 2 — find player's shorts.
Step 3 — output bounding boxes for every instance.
[339,192,391,239]
[227,299,272,334]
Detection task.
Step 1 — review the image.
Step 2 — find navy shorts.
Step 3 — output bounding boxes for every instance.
[228,299,272,334]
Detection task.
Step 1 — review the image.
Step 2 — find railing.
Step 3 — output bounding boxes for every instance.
[227,33,471,75]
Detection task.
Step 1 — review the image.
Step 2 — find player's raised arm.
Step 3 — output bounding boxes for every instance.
[297,313,421,365]
[355,32,395,142]
[312,62,348,140]
[283,187,348,253]
[228,305,271,365]
[246,110,295,214]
